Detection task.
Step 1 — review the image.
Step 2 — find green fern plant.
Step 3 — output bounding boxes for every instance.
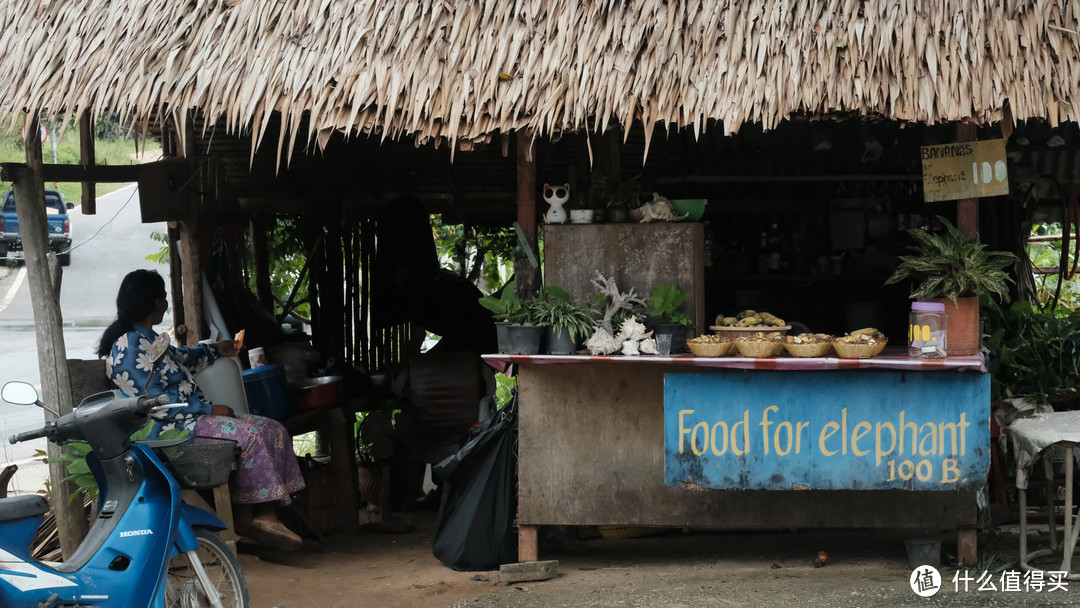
[478,280,526,324]
[526,286,597,342]
[884,216,1016,306]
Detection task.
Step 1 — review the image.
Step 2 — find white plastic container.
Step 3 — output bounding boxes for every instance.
[195,356,250,414]
[909,301,947,358]
[247,347,267,369]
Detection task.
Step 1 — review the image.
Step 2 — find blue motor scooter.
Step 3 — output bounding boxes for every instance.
[0,377,249,607]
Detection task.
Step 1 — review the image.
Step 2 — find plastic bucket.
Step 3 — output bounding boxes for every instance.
[241,364,291,420]
[195,357,250,414]
[904,537,941,569]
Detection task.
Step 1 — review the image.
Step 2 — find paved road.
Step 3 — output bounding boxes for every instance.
[0,185,171,494]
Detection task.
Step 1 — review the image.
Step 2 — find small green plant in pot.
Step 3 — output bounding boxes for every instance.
[646,283,693,353]
[529,286,597,354]
[478,280,524,324]
[479,280,542,354]
[883,215,1016,355]
[591,174,641,223]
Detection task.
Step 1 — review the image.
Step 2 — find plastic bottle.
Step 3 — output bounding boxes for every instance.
[909,302,947,358]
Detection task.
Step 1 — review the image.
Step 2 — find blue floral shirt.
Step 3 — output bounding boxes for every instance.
[105,324,219,435]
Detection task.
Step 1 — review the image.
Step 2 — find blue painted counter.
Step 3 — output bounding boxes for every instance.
[664,371,990,491]
[483,355,989,562]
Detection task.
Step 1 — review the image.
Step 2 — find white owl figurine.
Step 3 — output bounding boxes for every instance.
[543,183,570,224]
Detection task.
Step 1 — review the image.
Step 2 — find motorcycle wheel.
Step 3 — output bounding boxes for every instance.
[165,528,250,608]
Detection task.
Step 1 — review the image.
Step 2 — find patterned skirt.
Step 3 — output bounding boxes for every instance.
[194,413,306,505]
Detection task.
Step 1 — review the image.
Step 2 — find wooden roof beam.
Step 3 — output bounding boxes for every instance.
[0,162,144,183]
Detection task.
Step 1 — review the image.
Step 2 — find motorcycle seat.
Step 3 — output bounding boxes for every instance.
[0,494,49,523]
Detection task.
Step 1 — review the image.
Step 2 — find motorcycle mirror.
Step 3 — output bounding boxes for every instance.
[1,381,40,406]
[149,332,171,364]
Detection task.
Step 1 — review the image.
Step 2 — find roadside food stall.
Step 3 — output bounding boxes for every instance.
[486,213,993,564]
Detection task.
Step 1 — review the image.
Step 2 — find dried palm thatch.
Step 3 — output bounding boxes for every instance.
[30,492,94,563]
[0,1,1077,163]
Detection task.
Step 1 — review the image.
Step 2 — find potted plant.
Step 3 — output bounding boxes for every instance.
[646,283,694,353]
[883,215,1017,355]
[529,286,597,354]
[479,281,543,354]
[591,174,641,223]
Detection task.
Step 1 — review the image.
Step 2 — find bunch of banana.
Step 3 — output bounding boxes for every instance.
[714,309,787,328]
[836,327,887,344]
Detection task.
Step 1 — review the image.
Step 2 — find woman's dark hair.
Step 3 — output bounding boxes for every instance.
[96,269,167,357]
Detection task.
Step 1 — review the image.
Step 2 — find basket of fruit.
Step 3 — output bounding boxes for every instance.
[733,331,786,358]
[687,335,732,357]
[710,310,791,340]
[783,333,835,358]
[832,328,888,358]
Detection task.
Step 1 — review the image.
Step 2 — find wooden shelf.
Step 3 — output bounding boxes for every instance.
[653,174,921,184]
[704,271,884,283]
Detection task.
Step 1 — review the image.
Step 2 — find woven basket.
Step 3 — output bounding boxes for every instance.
[783,342,833,358]
[688,341,731,357]
[833,340,888,359]
[735,340,781,358]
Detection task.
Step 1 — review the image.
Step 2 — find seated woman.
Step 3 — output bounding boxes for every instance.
[96,269,306,551]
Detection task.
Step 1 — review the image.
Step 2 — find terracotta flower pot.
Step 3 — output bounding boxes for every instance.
[924,296,980,356]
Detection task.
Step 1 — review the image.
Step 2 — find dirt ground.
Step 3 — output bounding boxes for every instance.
[239,510,1079,608]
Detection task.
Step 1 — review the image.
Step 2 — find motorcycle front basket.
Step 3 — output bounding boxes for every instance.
[160,436,237,489]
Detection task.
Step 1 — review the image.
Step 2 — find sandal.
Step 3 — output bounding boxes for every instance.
[236,519,303,551]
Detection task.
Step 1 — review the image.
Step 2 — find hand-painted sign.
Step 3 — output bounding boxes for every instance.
[921,139,1008,203]
[664,371,989,491]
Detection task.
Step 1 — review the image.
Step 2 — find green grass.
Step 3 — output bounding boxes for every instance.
[0,121,161,205]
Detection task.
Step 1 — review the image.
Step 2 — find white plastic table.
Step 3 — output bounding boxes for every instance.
[1009,411,1080,580]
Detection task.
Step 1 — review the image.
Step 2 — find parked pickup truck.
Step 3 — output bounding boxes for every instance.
[0,188,74,266]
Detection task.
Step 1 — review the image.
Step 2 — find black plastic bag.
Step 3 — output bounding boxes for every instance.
[431,398,517,571]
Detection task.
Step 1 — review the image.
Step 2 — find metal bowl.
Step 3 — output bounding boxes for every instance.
[293,375,342,389]
[291,376,343,410]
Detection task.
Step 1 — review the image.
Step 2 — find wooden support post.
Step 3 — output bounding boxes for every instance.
[601,129,622,181]
[178,214,204,347]
[956,122,978,239]
[79,111,96,215]
[167,221,186,330]
[322,204,345,365]
[514,131,539,298]
[326,407,360,532]
[176,115,204,346]
[251,216,273,312]
[957,528,978,566]
[11,113,88,558]
[518,525,539,562]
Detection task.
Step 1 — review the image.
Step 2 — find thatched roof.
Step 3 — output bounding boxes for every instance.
[1,1,1077,160]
